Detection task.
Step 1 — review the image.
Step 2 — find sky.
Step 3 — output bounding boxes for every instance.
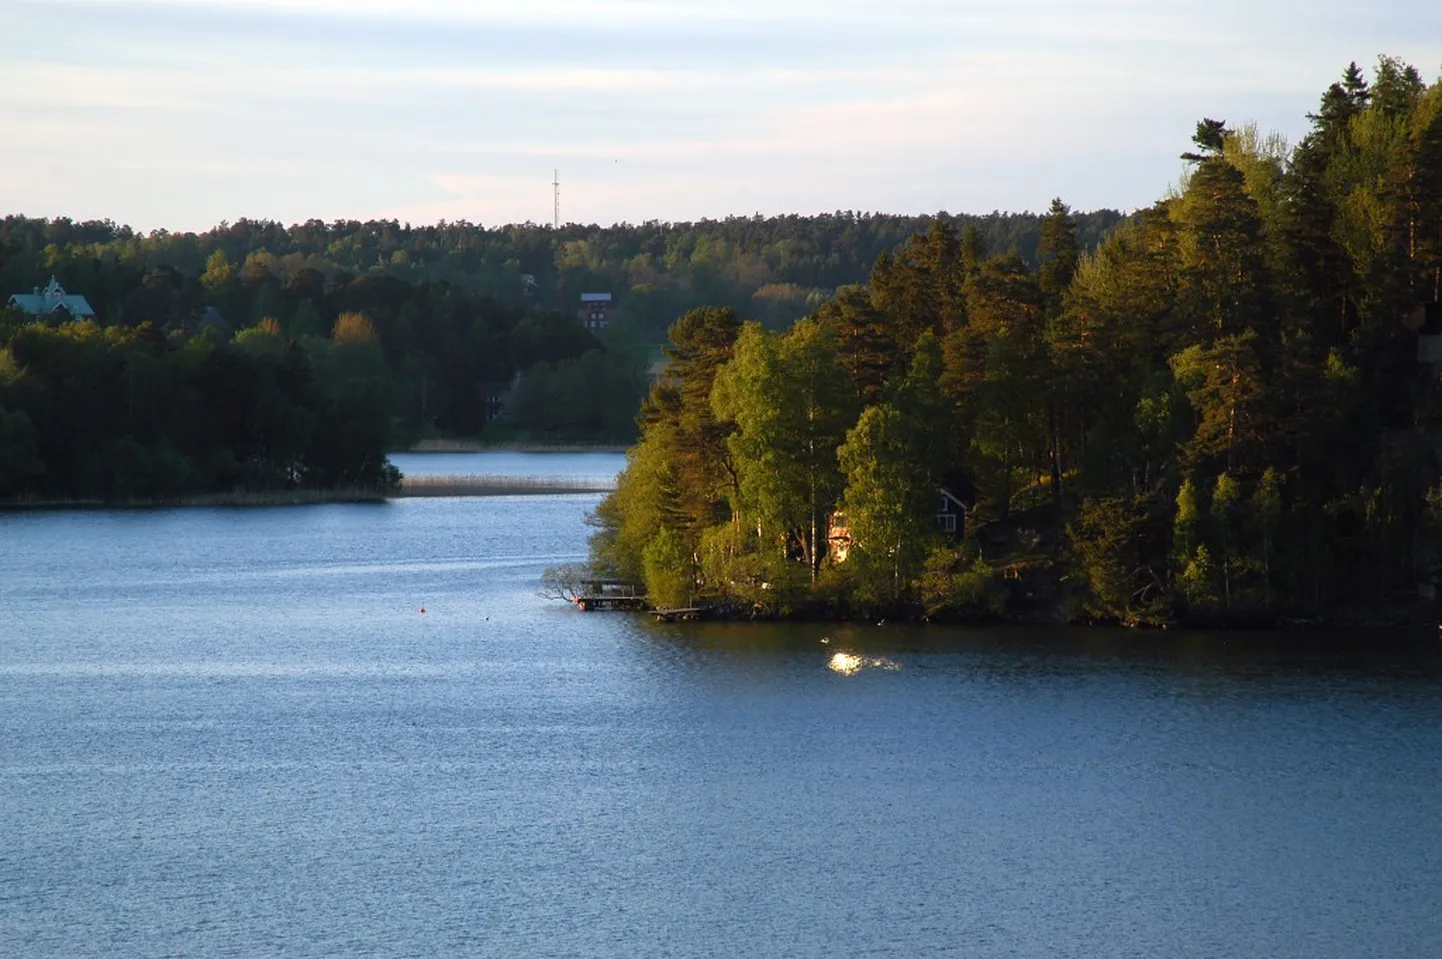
[1,0,1440,232]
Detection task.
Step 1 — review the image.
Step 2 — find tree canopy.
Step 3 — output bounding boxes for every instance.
[0,207,1126,474]
[589,57,1442,626]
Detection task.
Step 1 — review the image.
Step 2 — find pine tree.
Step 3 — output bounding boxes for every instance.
[1172,144,1271,347]
[959,225,988,277]
[1372,55,1424,119]
[813,284,895,406]
[645,306,742,538]
[1342,62,1370,108]
[958,255,1048,515]
[1036,198,1079,315]
[1404,86,1442,299]
[1181,118,1228,161]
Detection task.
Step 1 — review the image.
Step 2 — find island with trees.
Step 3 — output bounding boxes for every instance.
[584,57,1442,628]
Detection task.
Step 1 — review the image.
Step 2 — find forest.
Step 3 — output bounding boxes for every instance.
[0,197,1118,502]
[587,57,1442,627]
[0,207,1125,338]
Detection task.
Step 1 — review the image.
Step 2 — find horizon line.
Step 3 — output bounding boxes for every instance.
[3,204,1141,237]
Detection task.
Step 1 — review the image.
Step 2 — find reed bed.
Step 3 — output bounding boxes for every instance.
[405,439,628,453]
[397,473,616,497]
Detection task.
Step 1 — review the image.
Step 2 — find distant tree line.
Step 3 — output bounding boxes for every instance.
[0,198,1124,502]
[0,208,1125,342]
[589,57,1442,626]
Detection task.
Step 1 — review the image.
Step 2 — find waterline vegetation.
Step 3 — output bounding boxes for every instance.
[399,473,615,496]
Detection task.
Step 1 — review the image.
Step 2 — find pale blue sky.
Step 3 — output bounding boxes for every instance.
[2,0,1439,230]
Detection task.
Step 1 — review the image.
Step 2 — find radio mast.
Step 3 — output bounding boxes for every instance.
[552,169,560,230]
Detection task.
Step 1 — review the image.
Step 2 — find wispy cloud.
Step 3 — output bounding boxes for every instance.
[3,0,1440,229]
[0,63,196,111]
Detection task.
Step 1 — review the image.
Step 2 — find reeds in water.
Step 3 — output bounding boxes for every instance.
[397,474,616,497]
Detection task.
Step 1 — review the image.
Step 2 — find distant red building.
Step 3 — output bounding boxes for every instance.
[579,293,614,331]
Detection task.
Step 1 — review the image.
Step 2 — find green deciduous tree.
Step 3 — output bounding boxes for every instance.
[836,340,948,609]
[643,526,694,610]
[712,319,856,584]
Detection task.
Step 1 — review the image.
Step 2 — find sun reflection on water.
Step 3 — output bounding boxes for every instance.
[827,651,900,675]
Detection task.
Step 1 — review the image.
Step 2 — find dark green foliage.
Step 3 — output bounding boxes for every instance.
[1068,496,1157,623]
[1036,199,1079,314]
[0,209,1125,338]
[0,208,1130,456]
[0,320,397,501]
[814,285,895,407]
[918,544,1005,619]
[1182,118,1229,161]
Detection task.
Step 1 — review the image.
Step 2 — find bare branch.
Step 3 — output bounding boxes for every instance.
[539,564,590,603]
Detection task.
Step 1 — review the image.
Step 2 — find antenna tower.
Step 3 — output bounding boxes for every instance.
[552,169,560,230]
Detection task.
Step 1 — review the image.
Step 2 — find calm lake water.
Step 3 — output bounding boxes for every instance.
[3,468,1442,957]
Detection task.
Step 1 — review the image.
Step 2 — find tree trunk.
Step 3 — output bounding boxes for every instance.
[1049,402,1062,505]
[810,507,819,584]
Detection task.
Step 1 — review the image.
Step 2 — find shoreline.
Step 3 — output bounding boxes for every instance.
[580,603,1440,635]
[0,481,613,511]
[559,590,1436,634]
[0,488,392,510]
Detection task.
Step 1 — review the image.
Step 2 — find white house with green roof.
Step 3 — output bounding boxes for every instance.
[8,276,96,319]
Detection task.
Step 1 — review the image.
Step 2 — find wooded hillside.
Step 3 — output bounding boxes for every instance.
[0,204,1117,501]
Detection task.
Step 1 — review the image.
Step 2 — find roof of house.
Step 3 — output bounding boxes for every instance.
[938,488,972,512]
[7,276,95,318]
[580,292,613,303]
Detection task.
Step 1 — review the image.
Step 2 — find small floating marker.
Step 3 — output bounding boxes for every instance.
[420,607,426,614]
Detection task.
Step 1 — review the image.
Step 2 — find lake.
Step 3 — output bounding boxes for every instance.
[3,464,1441,957]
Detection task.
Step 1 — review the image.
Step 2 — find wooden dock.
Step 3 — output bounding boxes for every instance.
[572,579,648,612]
[650,607,705,622]
[574,595,648,612]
